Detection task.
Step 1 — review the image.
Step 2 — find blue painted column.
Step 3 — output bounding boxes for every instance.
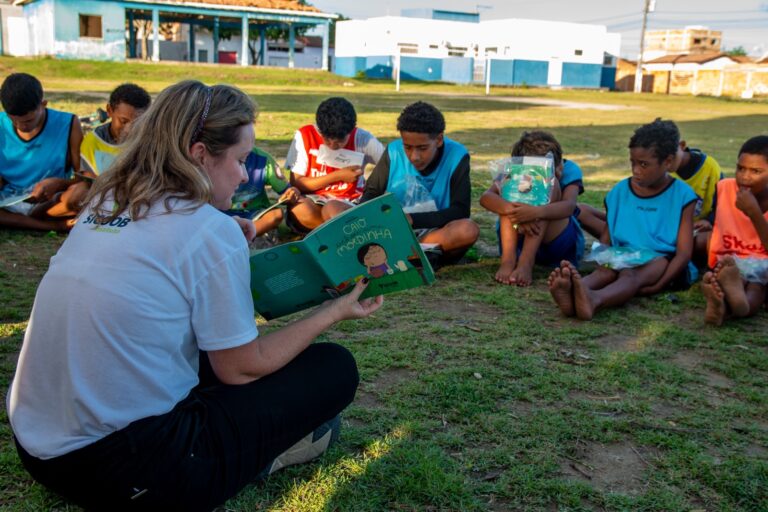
[240,15,248,66]
[128,10,136,58]
[213,16,219,64]
[321,20,329,71]
[288,23,295,69]
[151,8,159,62]
[188,23,195,62]
[259,26,266,65]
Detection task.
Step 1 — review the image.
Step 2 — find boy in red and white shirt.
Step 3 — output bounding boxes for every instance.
[285,97,383,231]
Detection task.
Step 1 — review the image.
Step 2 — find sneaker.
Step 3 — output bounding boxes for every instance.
[259,414,341,477]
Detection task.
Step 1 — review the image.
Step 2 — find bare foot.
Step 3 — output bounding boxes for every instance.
[548,263,575,317]
[495,259,517,285]
[701,271,726,326]
[510,265,533,287]
[569,261,596,321]
[716,256,749,317]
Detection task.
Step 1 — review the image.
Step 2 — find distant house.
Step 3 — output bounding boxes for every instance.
[334,9,620,89]
[644,52,744,95]
[9,0,336,67]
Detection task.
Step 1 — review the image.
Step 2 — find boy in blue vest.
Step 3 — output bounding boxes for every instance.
[480,131,585,286]
[549,119,697,320]
[0,73,84,231]
[361,101,479,264]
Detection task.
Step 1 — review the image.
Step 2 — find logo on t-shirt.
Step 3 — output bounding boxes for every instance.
[82,213,132,233]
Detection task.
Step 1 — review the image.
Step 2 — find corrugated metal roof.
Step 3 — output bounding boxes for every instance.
[645,52,737,65]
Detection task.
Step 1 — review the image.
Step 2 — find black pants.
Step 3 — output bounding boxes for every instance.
[15,342,359,511]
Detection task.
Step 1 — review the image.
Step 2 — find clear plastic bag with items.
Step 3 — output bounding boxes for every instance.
[389,173,438,214]
[732,257,768,284]
[585,242,662,270]
[489,154,555,206]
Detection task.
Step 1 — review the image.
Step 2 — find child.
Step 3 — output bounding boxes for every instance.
[361,101,479,264]
[577,123,722,262]
[225,146,306,238]
[286,97,384,231]
[701,135,768,325]
[0,73,84,231]
[479,131,585,286]
[549,119,697,320]
[81,83,151,175]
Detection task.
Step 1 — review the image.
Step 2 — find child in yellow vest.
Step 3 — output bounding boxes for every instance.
[80,83,151,175]
[701,135,768,325]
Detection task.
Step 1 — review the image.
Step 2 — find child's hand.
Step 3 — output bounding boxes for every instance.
[31,177,68,201]
[279,187,301,205]
[736,187,761,218]
[516,221,541,237]
[335,166,364,183]
[693,219,712,233]
[507,203,540,224]
[232,216,257,243]
[321,278,384,322]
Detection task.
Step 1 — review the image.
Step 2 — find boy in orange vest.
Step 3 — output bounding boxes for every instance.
[285,97,384,231]
[702,135,768,325]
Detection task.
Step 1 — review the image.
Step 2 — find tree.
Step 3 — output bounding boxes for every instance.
[726,46,747,57]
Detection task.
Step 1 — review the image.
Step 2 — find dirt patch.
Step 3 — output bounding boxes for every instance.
[354,390,382,409]
[649,400,688,419]
[671,351,734,390]
[560,441,657,495]
[594,334,644,353]
[370,367,415,391]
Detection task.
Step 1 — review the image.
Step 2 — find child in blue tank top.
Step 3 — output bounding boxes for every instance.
[0,73,85,232]
[480,131,585,286]
[548,119,697,320]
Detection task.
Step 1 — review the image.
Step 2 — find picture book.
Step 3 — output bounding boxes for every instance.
[496,156,554,206]
[0,189,32,208]
[316,145,365,169]
[249,193,435,319]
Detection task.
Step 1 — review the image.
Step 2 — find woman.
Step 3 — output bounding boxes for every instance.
[7,80,383,510]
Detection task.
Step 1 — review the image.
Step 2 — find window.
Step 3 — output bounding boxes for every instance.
[693,38,702,44]
[198,49,208,63]
[429,44,438,49]
[711,39,718,45]
[397,42,418,54]
[79,14,102,38]
[574,49,583,56]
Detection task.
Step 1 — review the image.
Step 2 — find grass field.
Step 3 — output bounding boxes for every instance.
[1,57,767,511]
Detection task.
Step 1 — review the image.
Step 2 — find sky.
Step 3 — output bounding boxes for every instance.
[310,0,768,57]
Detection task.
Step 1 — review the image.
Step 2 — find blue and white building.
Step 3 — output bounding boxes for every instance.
[334,9,621,88]
[10,0,336,67]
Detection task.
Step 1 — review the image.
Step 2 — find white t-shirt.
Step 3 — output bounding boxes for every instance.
[7,199,259,459]
[284,126,384,178]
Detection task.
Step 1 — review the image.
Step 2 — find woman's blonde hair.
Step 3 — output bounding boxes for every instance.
[86,80,256,222]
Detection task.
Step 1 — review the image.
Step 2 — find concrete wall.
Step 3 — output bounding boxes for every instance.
[24,0,55,56]
[51,0,125,60]
[400,56,442,81]
[442,57,474,84]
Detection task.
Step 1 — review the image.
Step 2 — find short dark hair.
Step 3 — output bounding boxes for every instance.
[738,135,768,162]
[0,73,44,116]
[109,83,151,111]
[511,131,563,168]
[357,243,384,265]
[316,97,356,140]
[629,118,680,163]
[397,101,445,137]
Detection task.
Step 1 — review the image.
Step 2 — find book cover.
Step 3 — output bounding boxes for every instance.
[249,193,435,319]
[497,156,554,206]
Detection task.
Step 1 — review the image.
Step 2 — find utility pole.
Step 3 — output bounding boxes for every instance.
[634,0,652,93]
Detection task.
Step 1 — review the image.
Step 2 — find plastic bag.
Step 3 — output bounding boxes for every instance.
[585,241,662,270]
[732,257,768,284]
[389,173,438,214]
[490,155,555,206]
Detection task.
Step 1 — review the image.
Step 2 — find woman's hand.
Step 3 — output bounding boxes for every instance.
[232,216,257,243]
[321,278,384,323]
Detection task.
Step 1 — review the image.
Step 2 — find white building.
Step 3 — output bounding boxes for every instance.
[334,10,620,88]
